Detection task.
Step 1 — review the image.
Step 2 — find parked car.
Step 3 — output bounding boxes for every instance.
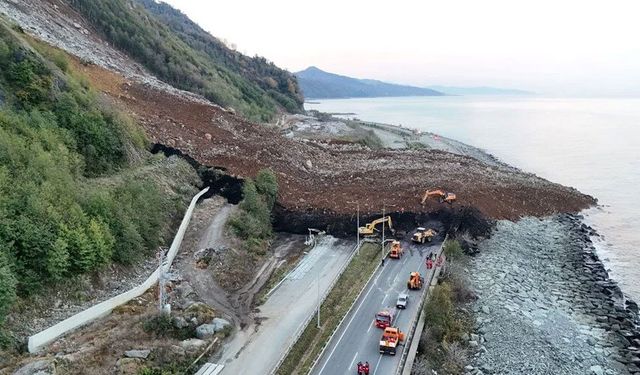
[396,293,409,309]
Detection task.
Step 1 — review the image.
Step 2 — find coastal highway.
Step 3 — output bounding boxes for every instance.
[311,238,443,375]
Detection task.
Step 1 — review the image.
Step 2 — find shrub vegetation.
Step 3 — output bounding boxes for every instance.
[0,22,183,337]
[68,0,303,121]
[228,169,278,254]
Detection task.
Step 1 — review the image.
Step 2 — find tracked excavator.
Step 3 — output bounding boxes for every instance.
[358,216,395,237]
[421,189,456,205]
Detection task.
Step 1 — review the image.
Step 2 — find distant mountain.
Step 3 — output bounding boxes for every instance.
[296,67,444,99]
[427,85,533,96]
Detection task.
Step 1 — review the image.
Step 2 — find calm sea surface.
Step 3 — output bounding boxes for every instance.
[307,96,640,301]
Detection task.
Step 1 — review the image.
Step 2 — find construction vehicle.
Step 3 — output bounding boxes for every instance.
[407,272,424,290]
[389,240,403,258]
[412,227,437,244]
[379,326,405,355]
[374,308,395,329]
[358,216,394,237]
[421,189,456,205]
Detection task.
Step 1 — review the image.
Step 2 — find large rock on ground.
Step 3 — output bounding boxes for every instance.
[14,359,56,375]
[124,349,150,359]
[211,317,231,332]
[196,324,216,339]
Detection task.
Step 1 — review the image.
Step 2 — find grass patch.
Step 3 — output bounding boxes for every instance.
[275,242,381,374]
[443,239,464,261]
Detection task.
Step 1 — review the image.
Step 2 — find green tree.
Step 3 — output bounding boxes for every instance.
[47,237,70,281]
[255,169,278,209]
[87,218,115,267]
[0,250,17,324]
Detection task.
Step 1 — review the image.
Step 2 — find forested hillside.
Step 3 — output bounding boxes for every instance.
[67,0,303,121]
[0,21,194,343]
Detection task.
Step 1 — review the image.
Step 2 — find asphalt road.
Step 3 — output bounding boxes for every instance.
[311,238,443,375]
[216,236,354,375]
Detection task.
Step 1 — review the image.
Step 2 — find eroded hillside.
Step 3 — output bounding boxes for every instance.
[0,0,595,225]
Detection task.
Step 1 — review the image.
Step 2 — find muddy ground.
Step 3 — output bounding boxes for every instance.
[173,197,308,329]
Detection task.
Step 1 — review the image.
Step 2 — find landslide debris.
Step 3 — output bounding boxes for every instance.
[0,0,596,224]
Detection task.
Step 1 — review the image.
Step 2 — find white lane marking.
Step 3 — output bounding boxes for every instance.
[381,294,388,305]
[367,321,373,333]
[372,354,383,375]
[317,270,383,374]
[348,351,359,371]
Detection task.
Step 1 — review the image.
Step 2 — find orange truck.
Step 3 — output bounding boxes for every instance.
[407,272,424,290]
[374,308,394,329]
[379,326,405,355]
[389,240,403,259]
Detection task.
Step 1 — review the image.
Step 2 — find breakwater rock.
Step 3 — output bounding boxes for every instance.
[467,215,639,375]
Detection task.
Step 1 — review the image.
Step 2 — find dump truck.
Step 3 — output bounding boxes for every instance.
[359,216,394,237]
[389,240,403,259]
[407,271,424,290]
[412,227,437,244]
[379,326,405,355]
[421,189,456,204]
[374,308,395,329]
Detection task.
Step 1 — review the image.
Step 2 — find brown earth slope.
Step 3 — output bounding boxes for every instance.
[70,59,594,221]
[0,0,595,222]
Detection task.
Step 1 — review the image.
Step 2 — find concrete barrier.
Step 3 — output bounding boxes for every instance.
[396,236,448,375]
[27,187,210,353]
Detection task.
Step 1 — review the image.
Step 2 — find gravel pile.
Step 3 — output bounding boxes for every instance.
[467,215,639,375]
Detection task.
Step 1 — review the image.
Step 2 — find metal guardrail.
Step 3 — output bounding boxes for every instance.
[395,234,448,375]
[269,238,364,375]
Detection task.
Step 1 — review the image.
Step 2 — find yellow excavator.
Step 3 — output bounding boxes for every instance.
[359,216,394,236]
[421,189,456,205]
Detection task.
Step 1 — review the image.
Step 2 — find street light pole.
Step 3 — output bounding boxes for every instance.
[314,230,321,328]
[381,204,385,265]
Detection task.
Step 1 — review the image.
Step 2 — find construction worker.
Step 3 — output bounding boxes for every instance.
[426,258,433,270]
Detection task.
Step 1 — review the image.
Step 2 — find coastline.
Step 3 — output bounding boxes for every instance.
[285,111,638,374]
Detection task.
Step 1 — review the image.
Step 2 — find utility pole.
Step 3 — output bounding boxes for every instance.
[381,204,385,265]
[158,248,167,314]
[311,228,321,328]
[357,203,360,255]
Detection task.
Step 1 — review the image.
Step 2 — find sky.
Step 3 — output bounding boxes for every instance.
[162,0,640,96]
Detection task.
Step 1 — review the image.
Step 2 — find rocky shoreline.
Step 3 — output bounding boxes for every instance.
[466,214,639,375]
